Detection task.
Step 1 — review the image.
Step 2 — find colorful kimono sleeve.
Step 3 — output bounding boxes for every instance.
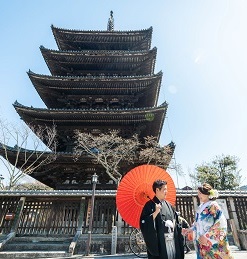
[203,203,228,245]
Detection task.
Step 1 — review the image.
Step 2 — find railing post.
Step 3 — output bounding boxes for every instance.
[116,211,123,235]
[85,174,98,256]
[10,197,26,233]
[0,196,26,251]
[192,196,198,212]
[228,197,240,229]
[69,197,86,255]
[111,226,117,255]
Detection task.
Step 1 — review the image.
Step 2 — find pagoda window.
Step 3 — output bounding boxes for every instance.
[80,98,87,103]
[95,98,103,103]
[110,98,119,103]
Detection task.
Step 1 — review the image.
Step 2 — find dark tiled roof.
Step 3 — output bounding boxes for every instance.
[13,101,167,149]
[28,70,162,109]
[51,25,153,51]
[40,46,157,77]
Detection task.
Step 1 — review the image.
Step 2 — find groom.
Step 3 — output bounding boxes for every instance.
[140,179,184,259]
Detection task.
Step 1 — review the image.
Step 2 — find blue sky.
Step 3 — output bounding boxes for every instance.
[0,0,247,187]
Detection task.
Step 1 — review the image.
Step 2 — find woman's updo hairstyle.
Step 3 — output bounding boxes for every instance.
[198,183,218,200]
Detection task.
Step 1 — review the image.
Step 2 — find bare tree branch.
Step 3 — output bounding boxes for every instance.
[0,117,57,190]
[74,131,175,184]
[74,130,140,183]
[139,136,175,169]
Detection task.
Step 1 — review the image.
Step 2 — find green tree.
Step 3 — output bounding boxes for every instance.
[190,154,242,190]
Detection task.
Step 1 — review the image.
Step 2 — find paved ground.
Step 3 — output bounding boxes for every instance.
[184,250,247,259]
[79,250,247,259]
[44,249,247,259]
[0,247,246,258]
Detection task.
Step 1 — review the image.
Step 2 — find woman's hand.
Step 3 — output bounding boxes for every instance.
[182,228,192,236]
[183,228,194,241]
[198,235,209,245]
[182,228,189,236]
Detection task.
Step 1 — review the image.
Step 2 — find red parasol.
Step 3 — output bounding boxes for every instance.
[116,164,176,229]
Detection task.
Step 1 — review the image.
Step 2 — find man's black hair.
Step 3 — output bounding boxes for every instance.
[152,179,167,193]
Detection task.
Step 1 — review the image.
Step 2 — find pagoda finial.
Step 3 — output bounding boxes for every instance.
[107,11,114,31]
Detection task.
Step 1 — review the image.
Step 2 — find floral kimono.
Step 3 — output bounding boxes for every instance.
[192,200,234,259]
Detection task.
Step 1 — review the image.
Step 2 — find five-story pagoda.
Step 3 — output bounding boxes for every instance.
[5,12,174,190]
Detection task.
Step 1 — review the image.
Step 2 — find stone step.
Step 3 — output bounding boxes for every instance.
[2,237,72,252]
[0,251,69,259]
[230,245,241,251]
[4,242,70,251]
[12,236,73,243]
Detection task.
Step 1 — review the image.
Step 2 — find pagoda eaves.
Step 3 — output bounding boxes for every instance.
[40,46,157,76]
[13,101,167,152]
[28,70,162,109]
[0,142,174,190]
[51,25,153,51]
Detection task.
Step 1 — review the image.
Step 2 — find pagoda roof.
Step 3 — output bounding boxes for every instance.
[40,46,157,76]
[28,70,162,109]
[0,144,110,189]
[51,25,153,51]
[0,142,174,190]
[13,101,167,150]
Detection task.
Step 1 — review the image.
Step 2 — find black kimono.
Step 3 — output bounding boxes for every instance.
[140,196,184,259]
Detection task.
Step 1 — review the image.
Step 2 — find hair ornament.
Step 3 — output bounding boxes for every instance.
[208,189,219,199]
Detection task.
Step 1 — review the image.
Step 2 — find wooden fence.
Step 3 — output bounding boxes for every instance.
[0,190,246,237]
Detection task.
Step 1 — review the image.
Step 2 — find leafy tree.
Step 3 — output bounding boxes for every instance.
[189,154,241,190]
[0,117,57,190]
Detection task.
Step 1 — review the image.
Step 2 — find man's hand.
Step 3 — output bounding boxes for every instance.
[155,203,161,212]
[152,203,161,219]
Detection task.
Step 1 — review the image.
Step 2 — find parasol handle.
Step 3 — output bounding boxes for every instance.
[147,195,156,204]
[144,193,158,205]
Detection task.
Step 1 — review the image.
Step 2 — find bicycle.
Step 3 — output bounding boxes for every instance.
[129,228,147,258]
